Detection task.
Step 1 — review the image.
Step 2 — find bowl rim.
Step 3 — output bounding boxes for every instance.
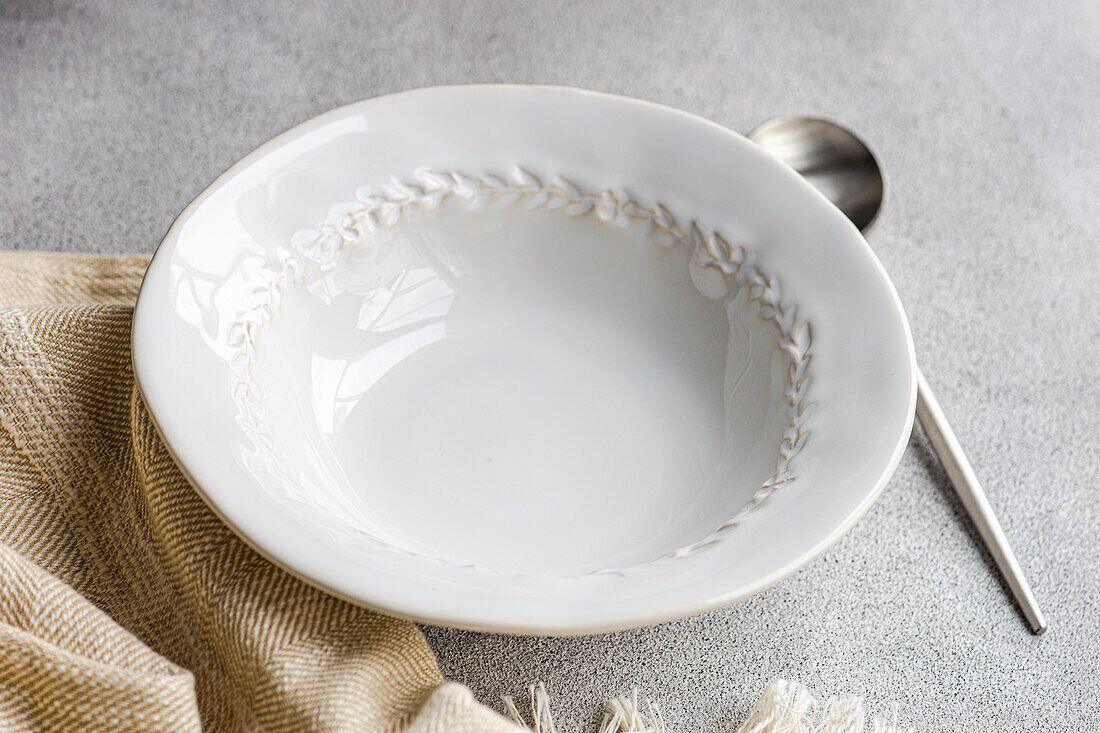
[132,84,917,634]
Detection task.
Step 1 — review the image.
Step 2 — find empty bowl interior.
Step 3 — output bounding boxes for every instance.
[252,200,791,574]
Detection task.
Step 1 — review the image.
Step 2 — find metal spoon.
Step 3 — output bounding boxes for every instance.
[747,116,1047,635]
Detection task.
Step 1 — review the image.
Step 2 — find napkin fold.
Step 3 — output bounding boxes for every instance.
[0,252,520,732]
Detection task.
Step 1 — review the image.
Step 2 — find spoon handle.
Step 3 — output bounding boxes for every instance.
[914,367,1047,634]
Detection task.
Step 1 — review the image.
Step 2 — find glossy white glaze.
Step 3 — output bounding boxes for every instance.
[229,169,812,576]
[133,86,915,633]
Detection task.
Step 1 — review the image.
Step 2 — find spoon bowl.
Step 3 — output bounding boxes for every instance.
[747,117,885,233]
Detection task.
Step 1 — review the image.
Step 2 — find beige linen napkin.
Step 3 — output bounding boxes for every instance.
[0,252,520,732]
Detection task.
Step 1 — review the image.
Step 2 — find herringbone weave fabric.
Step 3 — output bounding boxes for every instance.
[0,252,520,733]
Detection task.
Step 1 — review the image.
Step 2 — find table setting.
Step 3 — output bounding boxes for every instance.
[1,2,1097,731]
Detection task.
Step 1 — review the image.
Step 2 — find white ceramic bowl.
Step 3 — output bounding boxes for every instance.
[133,85,916,634]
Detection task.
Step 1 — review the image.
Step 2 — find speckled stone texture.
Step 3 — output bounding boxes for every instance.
[2,1,1097,730]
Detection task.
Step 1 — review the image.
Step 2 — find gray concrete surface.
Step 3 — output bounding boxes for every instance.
[2,1,1098,730]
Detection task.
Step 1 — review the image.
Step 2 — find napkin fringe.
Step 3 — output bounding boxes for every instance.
[504,679,914,733]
